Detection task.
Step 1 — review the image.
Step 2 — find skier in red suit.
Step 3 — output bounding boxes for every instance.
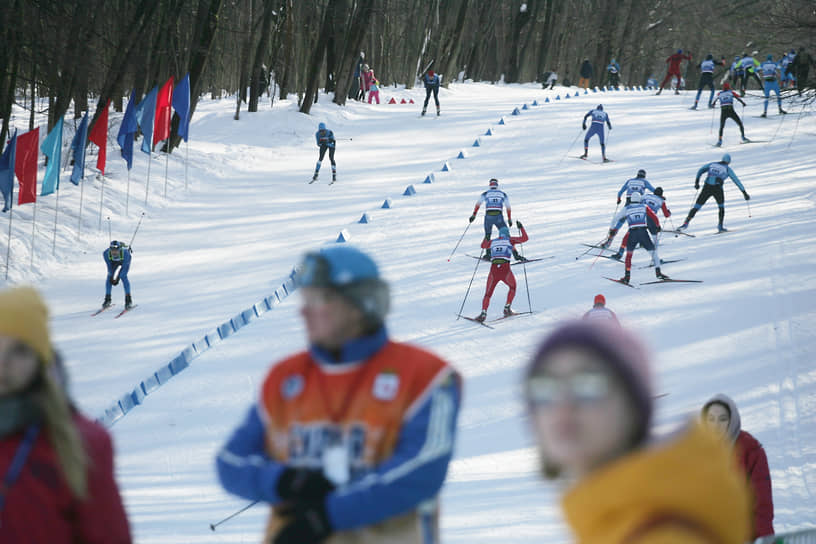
[657,49,692,95]
[475,224,529,322]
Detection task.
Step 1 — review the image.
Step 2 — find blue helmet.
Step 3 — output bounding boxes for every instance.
[498,227,510,238]
[297,245,389,328]
[318,122,326,130]
[721,153,731,164]
[677,49,683,54]
[706,54,713,60]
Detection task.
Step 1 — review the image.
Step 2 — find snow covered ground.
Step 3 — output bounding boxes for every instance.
[4,81,815,542]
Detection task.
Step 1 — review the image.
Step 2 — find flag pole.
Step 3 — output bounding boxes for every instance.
[163,146,169,198]
[52,188,60,255]
[125,169,131,216]
[185,140,189,190]
[98,173,105,230]
[78,178,85,240]
[5,208,12,281]
[30,200,37,269]
[145,153,152,206]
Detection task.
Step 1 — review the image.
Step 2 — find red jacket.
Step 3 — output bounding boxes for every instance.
[0,413,132,544]
[666,52,692,72]
[735,430,774,538]
[480,227,528,249]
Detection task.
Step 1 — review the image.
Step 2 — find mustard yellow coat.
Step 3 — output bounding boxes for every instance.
[562,422,751,544]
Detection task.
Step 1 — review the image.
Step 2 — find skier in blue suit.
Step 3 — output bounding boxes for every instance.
[759,54,787,117]
[617,169,655,205]
[422,69,441,116]
[581,105,612,162]
[691,54,720,109]
[312,122,336,183]
[679,153,750,233]
[103,240,133,309]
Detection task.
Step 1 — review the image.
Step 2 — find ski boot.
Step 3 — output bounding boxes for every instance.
[437,107,441,116]
[603,157,611,163]
[125,294,133,310]
[311,172,318,182]
[741,136,750,143]
[102,294,112,308]
[421,108,427,116]
[475,310,487,323]
[715,139,722,147]
[332,173,337,183]
[503,304,516,317]
[677,220,689,231]
[655,89,662,96]
[655,268,670,280]
[619,271,631,285]
[779,108,787,114]
[760,111,767,118]
[690,103,698,110]
[717,224,728,233]
[611,249,623,261]
[482,248,492,261]
[580,151,588,159]
[674,89,680,95]
[708,103,715,109]
[512,249,527,262]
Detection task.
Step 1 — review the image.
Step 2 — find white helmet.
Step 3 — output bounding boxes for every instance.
[629,192,643,203]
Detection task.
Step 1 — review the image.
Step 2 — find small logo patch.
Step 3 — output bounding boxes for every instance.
[373,372,400,401]
[281,374,304,399]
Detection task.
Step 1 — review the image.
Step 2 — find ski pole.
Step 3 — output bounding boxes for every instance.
[335,138,353,141]
[107,217,111,243]
[709,103,716,134]
[456,250,483,319]
[128,212,144,247]
[517,224,532,313]
[209,500,259,531]
[745,198,752,218]
[575,237,607,261]
[447,222,471,262]
[558,127,584,166]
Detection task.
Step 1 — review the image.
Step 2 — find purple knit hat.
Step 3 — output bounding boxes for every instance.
[525,320,654,444]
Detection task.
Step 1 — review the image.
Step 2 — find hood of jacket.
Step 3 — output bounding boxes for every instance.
[561,421,750,544]
[702,393,742,442]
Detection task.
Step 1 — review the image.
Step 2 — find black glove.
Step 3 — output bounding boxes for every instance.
[276,468,335,503]
[273,503,332,544]
[582,124,587,130]
[468,215,475,223]
[617,197,621,205]
[608,228,618,238]
[508,219,513,227]
[111,278,120,286]
[516,220,523,229]
[694,181,700,190]
[743,191,750,201]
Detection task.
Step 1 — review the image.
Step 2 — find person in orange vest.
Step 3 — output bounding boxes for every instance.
[216,245,462,544]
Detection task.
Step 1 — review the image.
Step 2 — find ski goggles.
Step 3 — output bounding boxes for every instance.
[526,371,612,406]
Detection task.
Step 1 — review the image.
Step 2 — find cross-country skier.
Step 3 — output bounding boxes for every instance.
[470,178,513,260]
[729,55,744,87]
[421,69,441,116]
[581,104,612,162]
[604,192,667,284]
[739,52,762,95]
[312,122,336,183]
[679,153,749,233]
[656,49,692,95]
[691,54,720,109]
[606,59,621,89]
[609,187,671,261]
[475,224,529,322]
[759,54,787,117]
[216,245,461,544]
[616,169,655,205]
[712,82,748,146]
[582,294,619,324]
[103,240,133,310]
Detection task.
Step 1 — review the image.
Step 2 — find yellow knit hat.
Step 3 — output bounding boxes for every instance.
[0,286,53,366]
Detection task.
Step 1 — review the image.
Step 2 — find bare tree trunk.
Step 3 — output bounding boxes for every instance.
[333,0,375,106]
[249,0,276,112]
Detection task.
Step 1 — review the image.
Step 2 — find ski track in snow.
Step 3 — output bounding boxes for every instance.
[3,83,815,542]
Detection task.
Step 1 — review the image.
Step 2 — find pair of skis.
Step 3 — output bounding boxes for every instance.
[457,310,533,329]
[465,254,552,265]
[604,276,702,289]
[91,304,138,318]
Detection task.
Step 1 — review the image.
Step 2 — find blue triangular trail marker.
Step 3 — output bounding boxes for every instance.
[592,88,598,93]
[456,151,465,159]
[403,185,416,196]
[601,87,606,92]
[381,198,392,209]
[358,213,370,224]
[472,139,481,147]
[484,128,493,136]
[532,100,539,106]
[574,91,579,97]
[441,162,450,172]
[584,89,588,94]
[545,97,550,103]
[522,103,529,110]
[555,95,561,100]
[512,107,521,115]
[564,93,570,99]
[498,118,505,125]
[336,229,351,242]
[424,174,434,183]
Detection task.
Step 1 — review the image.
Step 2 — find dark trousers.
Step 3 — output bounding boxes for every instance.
[423,87,440,109]
[687,183,725,226]
[718,106,744,139]
[318,146,336,165]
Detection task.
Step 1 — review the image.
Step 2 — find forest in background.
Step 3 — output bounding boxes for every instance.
[1,0,814,153]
